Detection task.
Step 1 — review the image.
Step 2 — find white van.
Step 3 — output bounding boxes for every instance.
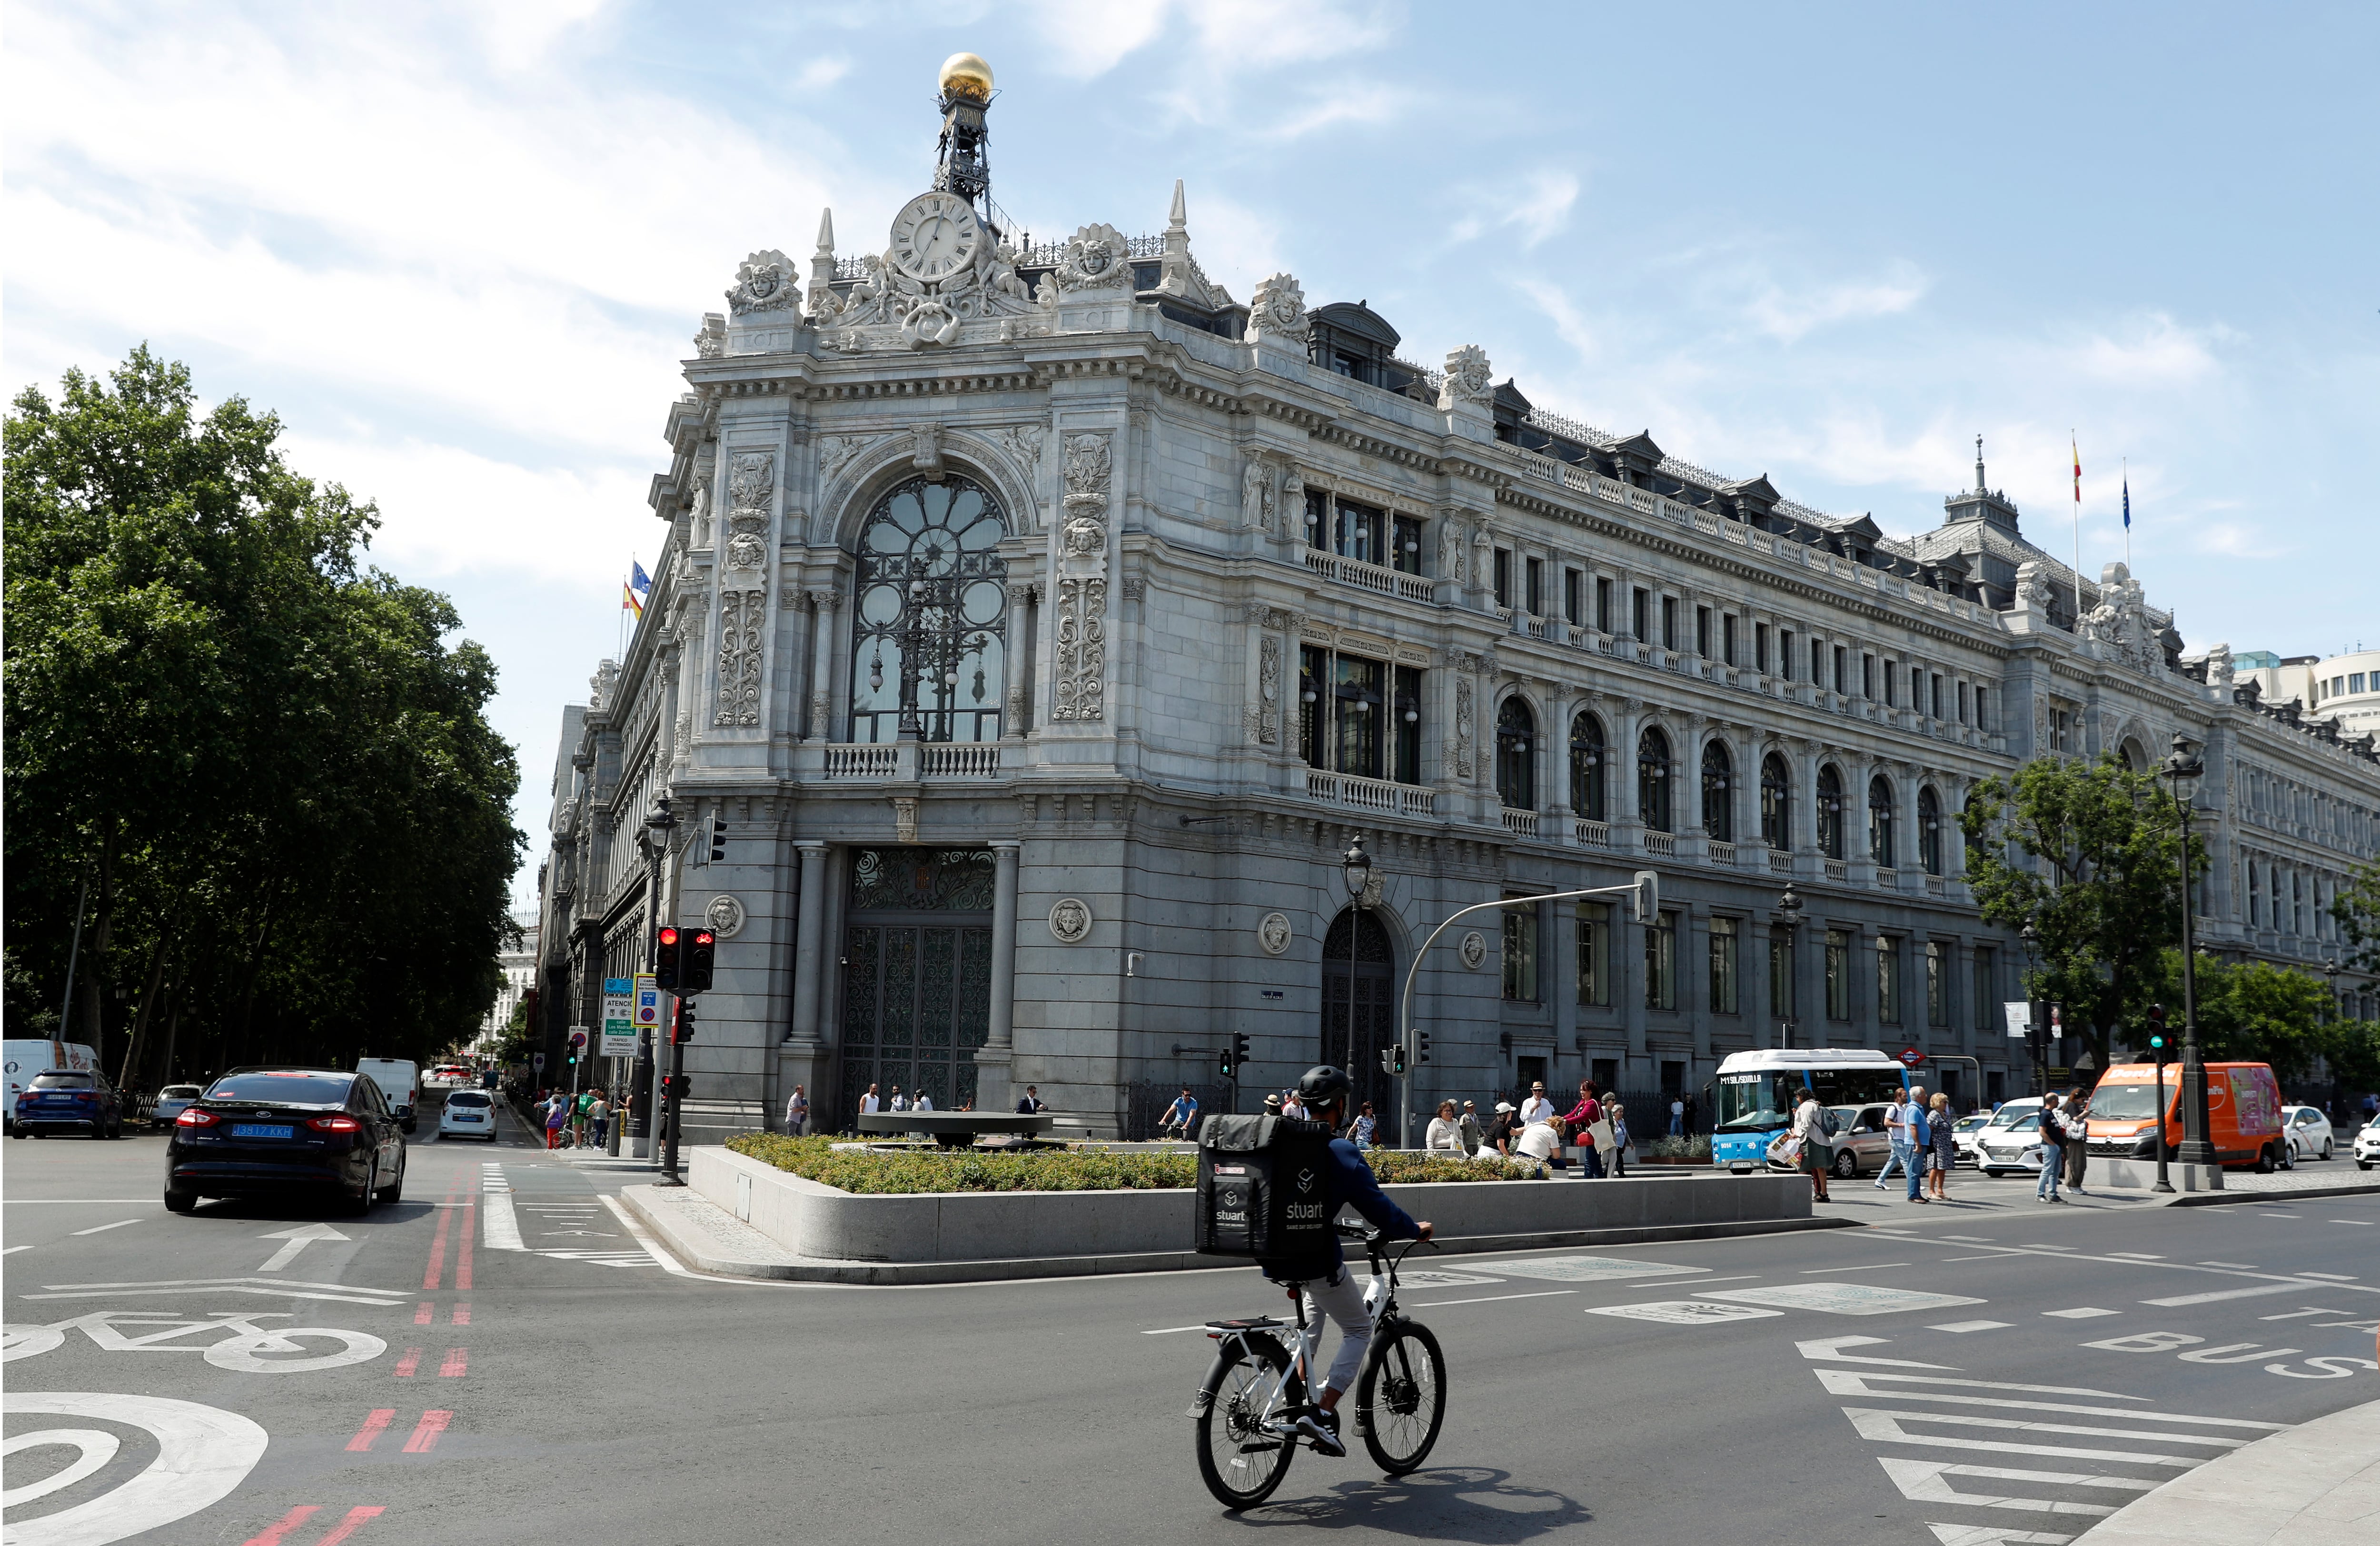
[355,1058,421,1132]
[4,1040,99,1132]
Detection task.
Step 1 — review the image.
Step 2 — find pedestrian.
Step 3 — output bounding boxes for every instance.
[1607,1103,1631,1177]
[1514,1114,1566,1177]
[1282,1089,1307,1120]
[2035,1093,2067,1203]
[1261,1092,1283,1116]
[860,1082,882,1116]
[915,1089,934,1112]
[1426,1100,1463,1151]
[890,1085,909,1113]
[545,1096,568,1150]
[1158,1086,1200,1141]
[587,1089,611,1150]
[1458,1100,1484,1157]
[1875,1084,1922,1197]
[1668,1095,1685,1137]
[2063,1086,2092,1195]
[1561,1080,1604,1178]
[1900,1085,1929,1202]
[1350,1101,1377,1149]
[1926,1092,1955,1200]
[1790,1086,1832,1202]
[1016,1085,1047,1115]
[785,1084,809,1137]
[1519,1081,1555,1127]
[1485,1101,1518,1157]
[572,1087,595,1148]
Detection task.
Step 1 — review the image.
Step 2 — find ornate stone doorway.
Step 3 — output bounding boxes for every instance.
[1319,908,1398,1123]
[838,848,995,1116]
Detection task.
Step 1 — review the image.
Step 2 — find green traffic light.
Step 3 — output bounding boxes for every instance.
[2149,1036,2164,1049]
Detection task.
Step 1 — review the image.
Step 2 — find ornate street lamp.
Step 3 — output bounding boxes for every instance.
[1773,883,1804,1048]
[2162,733,2216,1169]
[637,796,677,1164]
[1341,834,1374,1086]
[2020,922,2045,1096]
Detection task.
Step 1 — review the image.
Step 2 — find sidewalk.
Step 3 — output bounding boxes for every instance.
[2073,1396,2379,1545]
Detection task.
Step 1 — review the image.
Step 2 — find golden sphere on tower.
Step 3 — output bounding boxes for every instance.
[939,51,993,103]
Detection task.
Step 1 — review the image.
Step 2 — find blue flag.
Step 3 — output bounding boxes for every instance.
[631,560,652,595]
[2122,478,2131,531]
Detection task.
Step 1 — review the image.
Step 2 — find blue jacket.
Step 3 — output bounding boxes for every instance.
[1266,1137,1421,1277]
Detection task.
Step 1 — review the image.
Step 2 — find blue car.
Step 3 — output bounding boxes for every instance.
[11,1069,124,1139]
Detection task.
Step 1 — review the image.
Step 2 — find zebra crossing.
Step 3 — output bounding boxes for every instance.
[1799,1334,2288,1542]
[479,1161,663,1270]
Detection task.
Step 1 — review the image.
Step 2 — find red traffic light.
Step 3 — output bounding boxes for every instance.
[685,928,717,993]
[655,924,683,989]
[658,927,679,946]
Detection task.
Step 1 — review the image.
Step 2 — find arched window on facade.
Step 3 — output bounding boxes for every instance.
[1918,786,1943,875]
[849,475,1008,743]
[1638,726,1672,833]
[1761,752,1791,851]
[1701,739,1733,842]
[1869,775,1896,868]
[1496,698,1536,811]
[1816,764,1845,859]
[1569,712,1606,821]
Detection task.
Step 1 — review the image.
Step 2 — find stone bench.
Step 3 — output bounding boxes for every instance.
[855,1111,1054,1148]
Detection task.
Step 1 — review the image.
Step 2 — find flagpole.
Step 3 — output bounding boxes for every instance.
[2122,457,2130,570]
[2072,432,2084,628]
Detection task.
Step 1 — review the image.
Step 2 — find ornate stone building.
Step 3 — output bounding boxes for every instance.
[534,58,2380,1141]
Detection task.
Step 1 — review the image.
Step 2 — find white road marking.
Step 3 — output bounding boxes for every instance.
[483,1187,525,1251]
[1844,1408,2209,1466]
[0,1199,162,1205]
[597,1193,696,1278]
[1143,1325,1211,1336]
[255,1223,348,1273]
[1486,1255,1706,1282]
[0,1391,268,1543]
[2,1425,120,1507]
[2196,1260,2259,1267]
[1586,1300,1779,1325]
[23,1276,404,1307]
[2105,1252,2164,1260]
[1702,1282,1985,1317]
[2,1246,32,1257]
[1924,1525,2076,1545]
[2140,1283,2305,1306]
[2042,1307,2121,1319]
[1409,1290,1576,1309]
[1877,1456,2153,1516]
[67,1219,143,1237]
[2297,1271,2359,1281]
[2259,1308,2347,1319]
[1939,1236,1998,1244]
[1804,1261,1909,1272]
[1815,1369,2282,1425]
[1796,1335,1957,1369]
[1930,1321,2013,1333]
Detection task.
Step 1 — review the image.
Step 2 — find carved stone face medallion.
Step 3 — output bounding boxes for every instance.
[1049,898,1093,944]
[705,894,746,938]
[889,192,981,284]
[1258,911,1293,956]
[1458,930,1490,970]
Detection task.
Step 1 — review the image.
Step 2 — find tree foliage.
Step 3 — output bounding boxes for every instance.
[1961,753,2199,1073]
[2334,860,2380,979]
[2136,949,2360,1084]
[4,348,523,1085]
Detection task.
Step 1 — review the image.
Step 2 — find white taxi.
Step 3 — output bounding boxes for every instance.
[437,1088,500,1143]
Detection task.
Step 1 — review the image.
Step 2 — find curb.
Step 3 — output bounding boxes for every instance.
[2169,1179,2380,1208]
[2070,1395,2380,1544]
[618,1182,1855,1287]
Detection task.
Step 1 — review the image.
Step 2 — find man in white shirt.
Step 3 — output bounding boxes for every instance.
[1514,1116,1566,1175]
[858,1083,882,1116]
[784,1084,809,1136]
[1519,1082,1555,1127]
[890,1087,910,1112]
[1874,1086,1921,1195]
[915,1092,934,1112]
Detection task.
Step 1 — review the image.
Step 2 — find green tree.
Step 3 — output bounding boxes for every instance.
[4,348,522,1081]
[2139,950,2328,1078]
[2334,860,2380,977]
[1961,753,2199,1074]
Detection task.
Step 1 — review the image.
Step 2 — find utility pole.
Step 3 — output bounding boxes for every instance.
[636,796,675,1164]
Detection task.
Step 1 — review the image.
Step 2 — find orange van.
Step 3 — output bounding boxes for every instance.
[2082,1061,2287,1170]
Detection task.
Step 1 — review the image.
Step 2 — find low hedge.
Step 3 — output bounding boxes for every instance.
[1644,1134,1713,1160]
[725,1133,1539,1195]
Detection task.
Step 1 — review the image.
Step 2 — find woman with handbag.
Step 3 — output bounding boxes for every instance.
[1790,1087,1832,1202]
[1607,1103,1631,1178]
[1925,1091,1956,1200]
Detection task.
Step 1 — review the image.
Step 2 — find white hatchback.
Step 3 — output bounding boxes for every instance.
[2357,1117,2380,1171]
[437,1089,500,1142]
[150,1083,205,1125]
[2281,1106,2336,1163]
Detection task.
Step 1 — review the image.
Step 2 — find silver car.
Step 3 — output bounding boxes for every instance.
[1767,1103,1897,1179]
[2282,1106,2336,1163]
[1977,1112,2051,1177]
[150,1084,204,1125]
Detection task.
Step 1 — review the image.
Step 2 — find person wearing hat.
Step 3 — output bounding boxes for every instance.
[1262,1092,1283,1115]
[1485,1100,1519,1157]
[1458,1100,1484,1157]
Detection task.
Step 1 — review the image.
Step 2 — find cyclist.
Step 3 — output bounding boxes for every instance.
[1159,1085,1200,1140]
[1261,1065,1432,1458]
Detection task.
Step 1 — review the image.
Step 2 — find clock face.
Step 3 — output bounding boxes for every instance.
[890,192,981,283]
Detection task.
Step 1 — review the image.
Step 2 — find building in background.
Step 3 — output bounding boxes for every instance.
[476,910,539,1057]
[535,57,2380,1143]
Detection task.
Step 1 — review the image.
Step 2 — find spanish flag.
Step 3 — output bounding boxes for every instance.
[622,581,643,619]
[2072,437,2082,505]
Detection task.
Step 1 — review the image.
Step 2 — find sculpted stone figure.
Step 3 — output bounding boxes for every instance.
[1247,273,1311,346]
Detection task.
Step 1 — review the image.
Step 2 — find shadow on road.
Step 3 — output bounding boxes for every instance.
[1226,1465,1590,1541]
[174,1196,447,1224]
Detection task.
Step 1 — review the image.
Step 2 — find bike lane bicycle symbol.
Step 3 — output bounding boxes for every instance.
[2,1310,386,1373]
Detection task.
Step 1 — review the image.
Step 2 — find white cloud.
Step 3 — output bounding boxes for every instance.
[2065,314,2225,386]
[1744,262,1929,344]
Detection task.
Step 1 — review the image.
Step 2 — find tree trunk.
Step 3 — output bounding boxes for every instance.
[226,885,278,1070]
[117,910,183,1088]
[79,828,115,1059]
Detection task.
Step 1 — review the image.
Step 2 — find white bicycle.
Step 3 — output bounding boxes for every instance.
[2,1310,385,1373]
[1190,1221,1447,1509]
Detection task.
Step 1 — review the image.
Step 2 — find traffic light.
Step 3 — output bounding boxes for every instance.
[662,1072,694,1103]
[2146,1003,2167,1061]
[674,999,696,1044]
[1380,1047,1398,1077]
[1218,1047,1235,1080]
[1631,869,1660,925]
[709,812,727,864]
[1222,1033,1249,1081]
[1416,1030,1432,1066]
[655,925,681,990]
[686,928,717,993]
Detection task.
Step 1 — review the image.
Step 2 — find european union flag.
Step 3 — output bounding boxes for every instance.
[631,560,652,594]
[2122,477,2131,531]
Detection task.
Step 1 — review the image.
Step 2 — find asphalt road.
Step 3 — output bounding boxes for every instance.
[5,1101,2376,1545]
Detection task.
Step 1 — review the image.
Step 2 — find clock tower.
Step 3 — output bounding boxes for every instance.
[932,51,999,238]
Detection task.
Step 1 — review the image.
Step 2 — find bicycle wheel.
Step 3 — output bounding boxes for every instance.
[1356,1320,1445,1475]
[1194,1337,1295,1509]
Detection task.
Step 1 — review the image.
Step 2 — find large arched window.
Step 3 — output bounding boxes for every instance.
[1569,712,1606,821]
[1816,764,1845,859]
[849,476,1008,743]
[1918,786,1943,875]
[1760,753,1791,851]
[1638,726,1672,833]
[1496,698,1536,811]
[1701,739,1733,842]
[1869,775,1896,868]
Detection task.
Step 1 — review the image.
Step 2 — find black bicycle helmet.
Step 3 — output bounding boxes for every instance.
[1298,1065,1354,1107]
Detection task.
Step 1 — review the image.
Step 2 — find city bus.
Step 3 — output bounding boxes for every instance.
[1707,1048,1914,1171]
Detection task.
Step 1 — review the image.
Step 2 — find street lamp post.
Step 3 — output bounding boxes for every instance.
[1341,834,1374,1086]
[1773,883,1804,1049]
[2019,922,2044,1096]
[637,796,676,1168]
[2162,734,2216,1171]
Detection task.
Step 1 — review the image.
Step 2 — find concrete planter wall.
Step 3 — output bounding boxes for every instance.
[677,1144,1832,1285]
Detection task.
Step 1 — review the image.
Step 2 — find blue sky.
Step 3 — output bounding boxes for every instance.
[8,2,2374,904]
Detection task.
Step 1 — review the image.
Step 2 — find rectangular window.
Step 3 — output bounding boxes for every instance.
[1926,940,1947,1027]
[1564,569,1582,626]
[1782,629,1797,679]
[1502,899,1540,1003]
[1632,587,1649,640]
[1646,909,1678,1011]
[1333,654,1384,779]
[1877,935,1901,1026]
[1862,653,1876,699]
[1662,595,1679,651]
[1823,640,1836,688]
[1723,613,1738,667]
[1959,681,1970,722]
[1393,665,1423,785]
[2353,673,2366,693]
[1391,514,1425,575]
[1709,916,1739,1015]
[1337,497,1386,565]
[1769,927,1793,1024]
[1576,902,1611,1007]
[1931,673,1944,719]
[1525,556,1544,615]
[1979,687,1994,731]
[1696,605,1712,658]
[1299,643,1328,769]
[1596,577,1613,633]
[1304,488,1329,550]
[1973,947,1995,1030]
[1882,659,1895,706]
[1825,928,1851,1021]
[1493,549,1513,608]
[1755,622,1770,673]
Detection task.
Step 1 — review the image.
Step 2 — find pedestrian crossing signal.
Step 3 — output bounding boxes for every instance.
[686,928,716,993]
[1384,1044,1408,1077]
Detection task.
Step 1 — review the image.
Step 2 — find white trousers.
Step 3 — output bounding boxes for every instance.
[1293,1267,1372,1396]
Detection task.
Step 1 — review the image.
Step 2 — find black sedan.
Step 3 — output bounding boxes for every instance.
[12,1068,124,1138]
[165,1067,407,1215]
